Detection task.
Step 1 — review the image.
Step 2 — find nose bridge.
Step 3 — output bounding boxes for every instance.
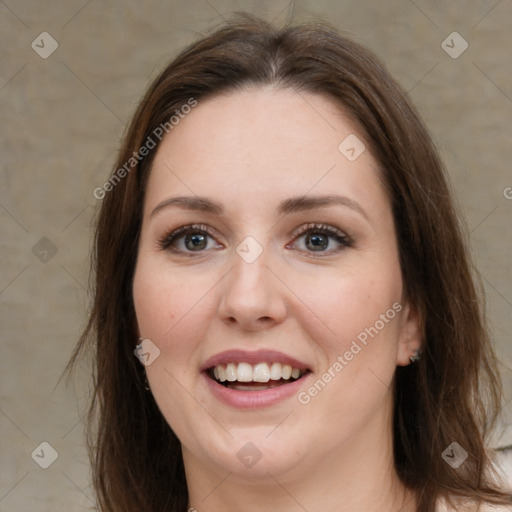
[232,245,268,292]
[219,235,286,329]
[229,235,273,301]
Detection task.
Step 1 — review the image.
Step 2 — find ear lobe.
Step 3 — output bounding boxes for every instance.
[396,301,423,367]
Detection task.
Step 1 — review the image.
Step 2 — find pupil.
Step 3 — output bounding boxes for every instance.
[186,233,207,250]
[307,233,327,251]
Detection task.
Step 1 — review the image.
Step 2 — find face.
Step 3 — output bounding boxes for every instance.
[132,87,420,481]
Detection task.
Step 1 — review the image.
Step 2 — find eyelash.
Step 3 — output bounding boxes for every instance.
[158,222,352,257]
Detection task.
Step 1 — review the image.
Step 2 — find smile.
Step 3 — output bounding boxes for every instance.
[201,349,312,407]
[208,362,306,391]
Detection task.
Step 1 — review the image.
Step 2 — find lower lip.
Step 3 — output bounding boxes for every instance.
[202,372,310,409]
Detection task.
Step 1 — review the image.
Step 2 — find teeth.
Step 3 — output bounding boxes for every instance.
[237,362,253,382]
[212,362,304,383]
[253,363,270,382]
[269,362,282,380]
[225,363,237,382]
[281,364,292,379]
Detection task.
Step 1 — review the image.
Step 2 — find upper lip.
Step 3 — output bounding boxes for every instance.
[200,349,310,372]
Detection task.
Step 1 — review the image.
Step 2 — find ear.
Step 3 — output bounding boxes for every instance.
[396,301,422,366]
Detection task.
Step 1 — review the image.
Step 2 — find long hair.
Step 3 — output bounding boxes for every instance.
[63,13,511,512]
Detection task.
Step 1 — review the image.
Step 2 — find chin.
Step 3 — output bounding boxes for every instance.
[184,427,310,481]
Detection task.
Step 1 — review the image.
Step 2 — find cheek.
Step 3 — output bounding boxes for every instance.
[132,259,212,430]
[300,273,403,412]
[302,263,403,352]
[133,261,176,338]
[132,257,216,363]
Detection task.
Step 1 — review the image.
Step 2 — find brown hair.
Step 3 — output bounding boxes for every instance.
[64,13,511,512]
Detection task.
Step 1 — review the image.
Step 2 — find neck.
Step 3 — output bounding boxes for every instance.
[186,462,416,512]
[183,396,417,512]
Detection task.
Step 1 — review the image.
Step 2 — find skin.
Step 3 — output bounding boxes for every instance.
[132,87,422,512]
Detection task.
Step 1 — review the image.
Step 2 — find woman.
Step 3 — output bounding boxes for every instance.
[65,13,512,512]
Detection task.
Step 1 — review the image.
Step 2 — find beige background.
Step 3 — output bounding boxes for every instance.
[1,1,511,510]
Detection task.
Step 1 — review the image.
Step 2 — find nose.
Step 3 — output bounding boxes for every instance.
[218,243,287,332]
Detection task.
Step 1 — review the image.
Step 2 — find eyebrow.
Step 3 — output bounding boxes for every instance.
[150,194,369,220]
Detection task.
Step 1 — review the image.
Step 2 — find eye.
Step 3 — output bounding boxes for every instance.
[287,223,352,254]
[158,224,221,255]
[159,222,352,257]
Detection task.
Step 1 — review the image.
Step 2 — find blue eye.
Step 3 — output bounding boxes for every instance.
[158,223,351,256]
[158,224,218,254]
[289,223,352,253]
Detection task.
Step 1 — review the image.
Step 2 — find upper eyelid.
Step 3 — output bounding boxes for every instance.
[159,222,350,250]
[163,222,346,239]
[158,223,215,244]
[293,222,347,237]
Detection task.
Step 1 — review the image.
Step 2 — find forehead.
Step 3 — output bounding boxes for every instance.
[144,87,385,220]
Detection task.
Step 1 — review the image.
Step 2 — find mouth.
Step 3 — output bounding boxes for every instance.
[200,349,312,407]
[206,362,310,391]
